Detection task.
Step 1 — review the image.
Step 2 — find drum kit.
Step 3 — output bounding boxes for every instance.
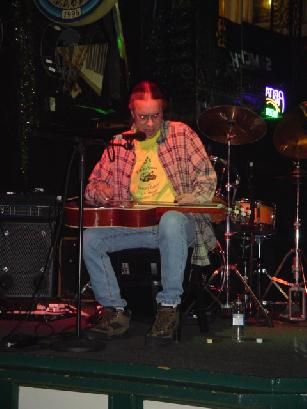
[198,102,307,322]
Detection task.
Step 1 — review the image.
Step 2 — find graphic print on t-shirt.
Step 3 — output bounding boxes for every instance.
[130,132,175,202]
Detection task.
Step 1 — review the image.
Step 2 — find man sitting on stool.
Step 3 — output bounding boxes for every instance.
[83,80,217,345]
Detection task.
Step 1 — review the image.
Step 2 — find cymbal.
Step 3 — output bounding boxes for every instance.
[197,105,267,145]
[273,103,307,160]
[274,167,307,183]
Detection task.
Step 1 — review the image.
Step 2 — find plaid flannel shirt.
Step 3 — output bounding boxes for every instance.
[85,120,217,265]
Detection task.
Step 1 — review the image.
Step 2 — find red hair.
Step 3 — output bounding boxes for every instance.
[128,81,166,110]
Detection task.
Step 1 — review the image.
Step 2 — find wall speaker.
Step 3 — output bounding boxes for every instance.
[0,221,56,298]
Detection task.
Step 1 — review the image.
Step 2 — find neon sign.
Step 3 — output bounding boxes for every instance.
[265,86,286,119]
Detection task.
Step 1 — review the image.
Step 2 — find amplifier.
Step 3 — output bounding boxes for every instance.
[0,193,62,220]
[0,193,60,298]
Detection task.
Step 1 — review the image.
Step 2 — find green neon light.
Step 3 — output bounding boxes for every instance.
[266,107,278,118]
[77,105,115,115]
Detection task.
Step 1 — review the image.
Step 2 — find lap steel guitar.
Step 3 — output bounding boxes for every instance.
[64,200,226,228]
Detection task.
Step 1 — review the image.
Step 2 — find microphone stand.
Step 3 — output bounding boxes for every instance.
[52,136,105,352]
[76,137,85,337]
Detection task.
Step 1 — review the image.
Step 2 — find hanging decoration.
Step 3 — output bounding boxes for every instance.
[33,0,117,26]
[13,0,38,189]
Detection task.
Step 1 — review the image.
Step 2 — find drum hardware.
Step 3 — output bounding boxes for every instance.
[252,234,281,317]
[198,105,271,325]
[271,276,305,288]
[263,275,288,301]
[231,198,276,317]
[262,162,307,320]
[231,199,276,236]
[264,103,307,321]
[199,241,254,314]
[229,233,274,317]
[231,160,275,315]
[180,241,226,327]
[210,155,240,205]
[199,241,227,311]
[233,233,253,315]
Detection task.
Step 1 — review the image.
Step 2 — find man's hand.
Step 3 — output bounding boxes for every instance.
[175,193,199,205]
[94,183,113,203]
[86,183,113,204]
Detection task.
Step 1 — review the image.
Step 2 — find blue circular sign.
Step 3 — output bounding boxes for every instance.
[34,0,117,26]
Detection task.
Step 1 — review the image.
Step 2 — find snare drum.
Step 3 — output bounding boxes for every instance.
[232,198,276,234]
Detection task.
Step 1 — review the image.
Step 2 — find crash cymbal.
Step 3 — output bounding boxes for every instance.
[197,105,267,145]
[273,102,307,160]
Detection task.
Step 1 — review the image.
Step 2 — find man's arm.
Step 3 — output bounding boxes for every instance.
[84,151,113,204]
[186,128,217,203]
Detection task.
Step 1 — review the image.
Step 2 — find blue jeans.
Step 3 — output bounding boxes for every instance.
[83,211,196,308]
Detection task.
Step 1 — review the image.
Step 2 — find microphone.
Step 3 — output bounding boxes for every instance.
[120,130,147,141]
[115,130,147,150]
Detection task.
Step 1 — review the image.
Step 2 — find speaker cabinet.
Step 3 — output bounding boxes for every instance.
[0,221,56,298]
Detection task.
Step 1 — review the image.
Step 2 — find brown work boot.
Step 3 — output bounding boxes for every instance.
[146,305,181,346]
[90,307,131,339]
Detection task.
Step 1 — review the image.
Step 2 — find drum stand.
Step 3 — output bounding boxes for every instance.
[219,129,272,325]
[263,162,306,321]
[254,235,270,301]
[197,105,270,324]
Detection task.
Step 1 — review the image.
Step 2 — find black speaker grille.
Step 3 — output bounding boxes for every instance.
[0,222,55,297]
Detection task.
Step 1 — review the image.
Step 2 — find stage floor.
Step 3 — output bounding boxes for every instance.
[1,299,307,380]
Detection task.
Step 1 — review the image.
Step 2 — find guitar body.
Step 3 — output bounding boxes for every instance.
[65,204,158,228]
[64,201,226,228]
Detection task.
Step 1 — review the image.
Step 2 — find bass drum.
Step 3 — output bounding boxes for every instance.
[210,156,240,205]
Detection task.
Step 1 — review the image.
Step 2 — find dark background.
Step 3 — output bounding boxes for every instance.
[0,0,306,287]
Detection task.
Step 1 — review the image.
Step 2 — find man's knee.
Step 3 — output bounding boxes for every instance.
[83,228,100,252]
[159,211,189,235]
[160,210,186,225]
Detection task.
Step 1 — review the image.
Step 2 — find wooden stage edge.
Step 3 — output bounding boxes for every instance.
[0,349,307,409]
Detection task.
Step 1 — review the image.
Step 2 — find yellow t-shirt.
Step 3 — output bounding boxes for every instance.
[130,131,175,202]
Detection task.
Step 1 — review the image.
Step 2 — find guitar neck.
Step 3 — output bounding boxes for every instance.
[135,201,225,213]
[78,199,225,212]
